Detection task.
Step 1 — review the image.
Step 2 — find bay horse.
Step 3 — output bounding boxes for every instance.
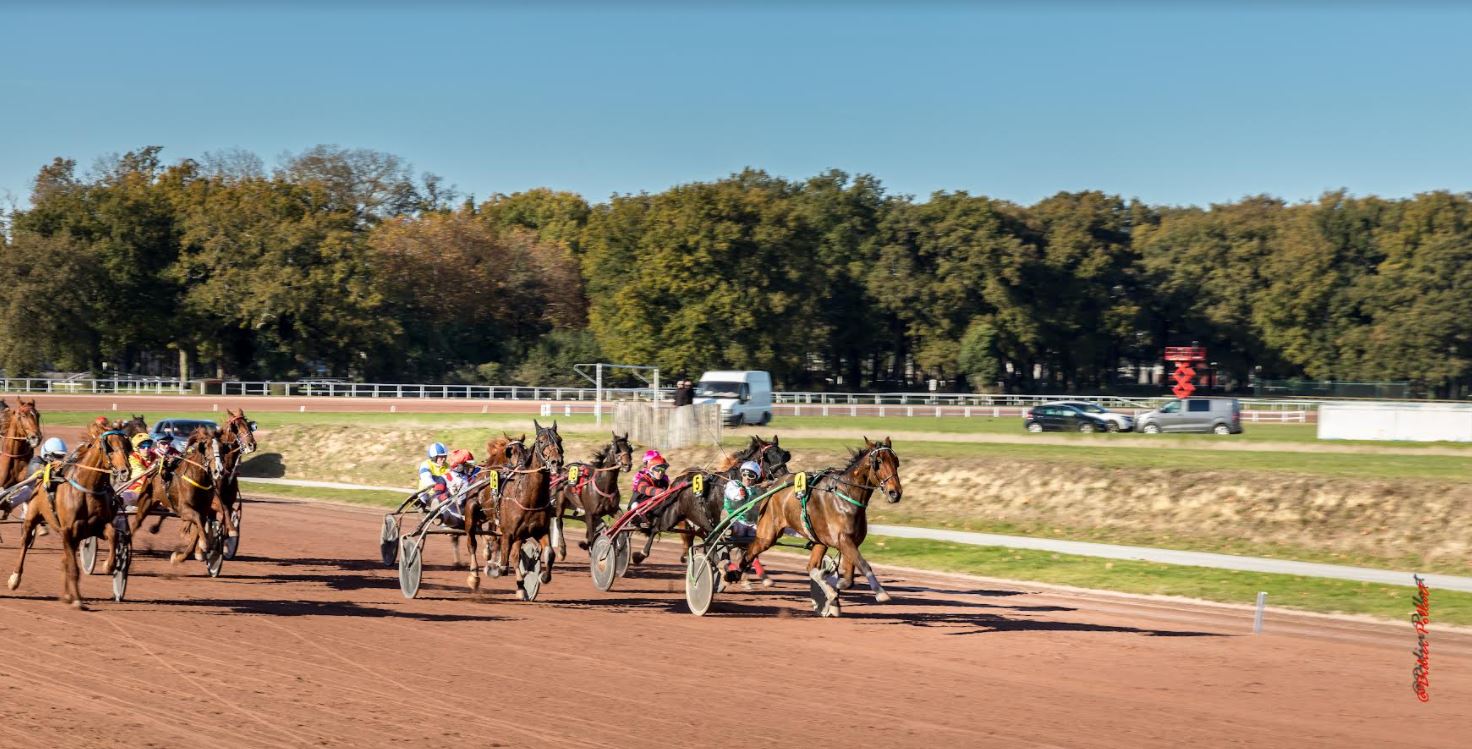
[0,399,42,496]
[462,421,562,599]
[5,421,132,608]
[552,432,632,560]
[735,437,902,617]
[212,408,256,541]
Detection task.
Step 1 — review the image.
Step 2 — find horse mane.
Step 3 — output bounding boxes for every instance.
[718,436,762,471]
[186,426,215,449]
[485,434,522,457]
[591,442,612,465]
[842,444,873,474]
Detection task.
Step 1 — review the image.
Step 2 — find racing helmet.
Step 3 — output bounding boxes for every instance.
[739,460,762,481]
[41,437,66,458]
[427,442,449,460]
[448,449,474,469]
[131,433,155,451]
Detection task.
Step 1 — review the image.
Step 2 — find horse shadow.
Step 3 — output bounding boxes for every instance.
[239,453,286,478]
[127,596,509,622]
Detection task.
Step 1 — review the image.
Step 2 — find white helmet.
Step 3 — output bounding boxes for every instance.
[42,437,66,458]
[739,460,762,480]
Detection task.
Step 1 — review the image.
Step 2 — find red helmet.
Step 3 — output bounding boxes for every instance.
[448,449,474,469]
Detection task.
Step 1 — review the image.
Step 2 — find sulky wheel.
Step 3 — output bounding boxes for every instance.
[685,552,715,617]
[79,536,98,575]
[224,505,243,560]
[517,541,543,602]
[380,514,401,567]
[112,535,131,602]
[589,534,618,592]
[613,532,631,579]
[398,536,423,599]
[204,519,226,578]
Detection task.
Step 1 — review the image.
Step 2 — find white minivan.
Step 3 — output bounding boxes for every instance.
[695,370,773,426]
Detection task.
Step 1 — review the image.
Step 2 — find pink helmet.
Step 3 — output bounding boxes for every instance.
[643,449,663,464]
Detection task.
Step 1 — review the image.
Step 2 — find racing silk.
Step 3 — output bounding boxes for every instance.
[418,458,449,493]
[723,480,758,523]
[126,452,156,493]
[445,465,480,497]
[630,467,669,501]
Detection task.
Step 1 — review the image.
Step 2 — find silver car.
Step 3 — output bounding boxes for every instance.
[1135,397,1242,435]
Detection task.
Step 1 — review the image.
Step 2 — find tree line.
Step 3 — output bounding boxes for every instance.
[3,145,1469,395]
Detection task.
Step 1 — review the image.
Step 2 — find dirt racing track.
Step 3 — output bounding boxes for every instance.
[0,495,1465,748]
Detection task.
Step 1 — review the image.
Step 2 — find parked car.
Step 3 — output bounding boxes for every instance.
[1054,401,1134,432]
[695,370,773,426]
[1023,403,1115,433]
[1135,397,1242,435]
[150,418,220,451]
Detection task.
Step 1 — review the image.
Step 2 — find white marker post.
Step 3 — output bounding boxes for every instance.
[1253,592,1267,634]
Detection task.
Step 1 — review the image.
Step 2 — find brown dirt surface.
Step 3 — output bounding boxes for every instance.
[0,496,1467,748]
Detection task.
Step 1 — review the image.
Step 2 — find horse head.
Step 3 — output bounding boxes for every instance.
[224,407,257,454]
[9,399,42,449]
[532,420,564,473]
[862,436,902,503]
[96,428,134,485]
[611,431,633,472]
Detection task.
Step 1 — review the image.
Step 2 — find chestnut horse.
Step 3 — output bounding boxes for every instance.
[463,421,563,599]
[6,422,131,607]
[736,437,902,617]
[552,432,632,560]
[0,399,43,495]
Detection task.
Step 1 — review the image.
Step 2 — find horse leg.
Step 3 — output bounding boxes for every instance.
[837,555,855,590]
[102,521,116,575]
[806,543,840,616]
[680,529,692,565]
[58,525,82,608]
[509,537,528,600]
[836,535,889,603]
[7,502,43,591]
[171,504,205,564]
[581,512,599,552]
[539,526,554,584]
[633,526,655,565]
[463,499,480,591]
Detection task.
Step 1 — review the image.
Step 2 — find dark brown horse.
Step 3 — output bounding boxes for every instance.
[651,434,792,565]
[552,432,632,560]
[118,414,149,438]
[0,399,42,495]
[5,421,131,607]
[736,437,902,617]
[462,421,562,599]
[212,408,256,541]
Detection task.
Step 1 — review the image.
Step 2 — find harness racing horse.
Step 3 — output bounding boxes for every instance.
[0,399,42,495]
[462,421,563,599]
[552,432,632,560]
[212,409,256,551]
[5,422,132,608]
[736,437,902,617]
[118,414,149,438]
[157,427,233,569]
[645,434,792,566]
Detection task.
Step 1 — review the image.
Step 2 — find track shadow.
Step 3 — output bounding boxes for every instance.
[239,453,286,478]
[133,596,509,622]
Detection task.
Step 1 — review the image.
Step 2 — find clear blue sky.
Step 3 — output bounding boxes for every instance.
[4,2,1471,209]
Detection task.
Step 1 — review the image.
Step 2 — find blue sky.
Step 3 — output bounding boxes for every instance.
[3,3,1471,209]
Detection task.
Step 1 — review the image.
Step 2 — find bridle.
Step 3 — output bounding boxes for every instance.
[1,411,41,459]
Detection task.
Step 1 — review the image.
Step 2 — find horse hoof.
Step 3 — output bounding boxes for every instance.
[875,591,892,603]
[761,577,775,589]
[466,574,480,591]
[631,552,646,565]
[170,551,185,564]
[515,586,528,601]
[741,579,753,592]
[540,571,552,584]
[577,541,589,551]
[71,599,84,610]
[7,573,19,591]
[836,579,851,590]
[36,526,48,537]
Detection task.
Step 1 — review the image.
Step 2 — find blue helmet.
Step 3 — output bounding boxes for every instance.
[427,442,448,459]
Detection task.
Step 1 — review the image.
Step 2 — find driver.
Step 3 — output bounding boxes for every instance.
[723,460,771,588]
[0,437,68,526]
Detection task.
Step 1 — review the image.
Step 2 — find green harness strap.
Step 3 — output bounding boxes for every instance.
[707,479,793,542]
[798,473,866,540]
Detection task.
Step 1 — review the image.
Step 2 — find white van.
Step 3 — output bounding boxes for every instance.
[695,370,773,426]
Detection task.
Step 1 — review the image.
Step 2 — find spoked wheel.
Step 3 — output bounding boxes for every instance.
[112,534,132,602]
[613,532,631,579]
[685,551,715,616]
[223,505,243,560]
[589,534,617,592]
[79,536,98,575]
[204,519,226,578]
[380,514,401,567]
[809,554,840,617]
[517,541,543,602]
[398,535,423,599]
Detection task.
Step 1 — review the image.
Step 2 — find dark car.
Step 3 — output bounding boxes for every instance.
[149,418,220,451]
[1023,404,1113,433]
